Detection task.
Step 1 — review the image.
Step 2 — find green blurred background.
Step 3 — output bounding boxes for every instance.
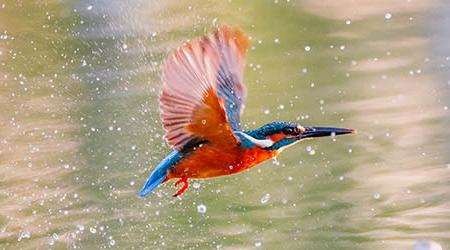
[0,0,449,249]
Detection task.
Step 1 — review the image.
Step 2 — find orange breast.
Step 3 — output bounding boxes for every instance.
[168,145,278,179]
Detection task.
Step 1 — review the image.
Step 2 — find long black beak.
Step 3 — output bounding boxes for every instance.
[301,126,355,139]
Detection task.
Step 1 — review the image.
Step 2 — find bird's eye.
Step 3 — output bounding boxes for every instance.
[282,127,301,136]
[282,127,295,135]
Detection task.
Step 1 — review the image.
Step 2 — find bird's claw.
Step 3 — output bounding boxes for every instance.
[173,177,189,197]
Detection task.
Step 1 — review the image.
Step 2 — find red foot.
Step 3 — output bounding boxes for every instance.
[173,177,189,197]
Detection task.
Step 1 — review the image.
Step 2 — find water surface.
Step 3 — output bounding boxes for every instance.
[0,0,449,249]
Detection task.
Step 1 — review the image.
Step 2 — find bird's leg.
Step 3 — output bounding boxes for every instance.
[173,177,189,197]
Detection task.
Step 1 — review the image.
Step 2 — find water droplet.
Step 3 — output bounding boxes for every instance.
[17,230,31,241]
[373,192,381,200]
[109,239,116,246]
[263,109,270,115]
[87,5,93,10]
[192,182,201,189]
[385,13,392,20]
[304,46,311,52]
[89,227,97,234]
[260,193,270,204]
[345,19,351,25]
[197,204,207,213]
[413,240,443,250]
[255,240,262,247]
[201,119,207,125]
[274,38,280,43]
[272,158,280,166]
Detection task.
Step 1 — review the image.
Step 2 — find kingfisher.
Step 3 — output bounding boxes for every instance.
[138,25,354,198]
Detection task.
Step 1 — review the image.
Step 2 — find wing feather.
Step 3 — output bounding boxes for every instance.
[159,25,249,150]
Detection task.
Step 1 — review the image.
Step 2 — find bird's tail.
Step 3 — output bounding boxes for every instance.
[137,151,182,197]
[137,169,167,197]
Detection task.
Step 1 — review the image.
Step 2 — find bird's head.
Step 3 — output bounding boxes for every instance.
[237,122,354,151]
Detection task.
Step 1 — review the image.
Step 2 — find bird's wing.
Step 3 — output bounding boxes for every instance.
[160,25,250,150]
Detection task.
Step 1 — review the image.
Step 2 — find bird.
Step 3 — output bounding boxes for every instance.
[138,25,354,198]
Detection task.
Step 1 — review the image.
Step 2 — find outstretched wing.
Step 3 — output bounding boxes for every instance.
[160,25,250,150]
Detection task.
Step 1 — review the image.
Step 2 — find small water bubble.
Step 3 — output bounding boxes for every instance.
[272,158,280,166]
[304,46,311,52]
[373,192,381,200]
[197,204,207,213]
[89,227,97,234]
[87,5,93,10]
[345,19,351,25]
[385,13,392,20]
[192,182,201,189]
[130,181,135,186]
[263,109,270,115]
[339,176,344,181]
[18,230,31,241]
[122,43,128,50]
[274,38,280,43]
[260,193,270,204]
[255,240,263,247]
[48,238,55,246]
[201,119,207,125]
[109,239,116,246]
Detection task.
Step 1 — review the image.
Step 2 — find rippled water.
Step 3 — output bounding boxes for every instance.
[1,1,449,249]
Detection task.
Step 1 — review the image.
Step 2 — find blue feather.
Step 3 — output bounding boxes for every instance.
[137,150,183,197]
[216,64,245,131]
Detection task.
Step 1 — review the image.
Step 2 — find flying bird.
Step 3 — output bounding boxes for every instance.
[138,25,354,197]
